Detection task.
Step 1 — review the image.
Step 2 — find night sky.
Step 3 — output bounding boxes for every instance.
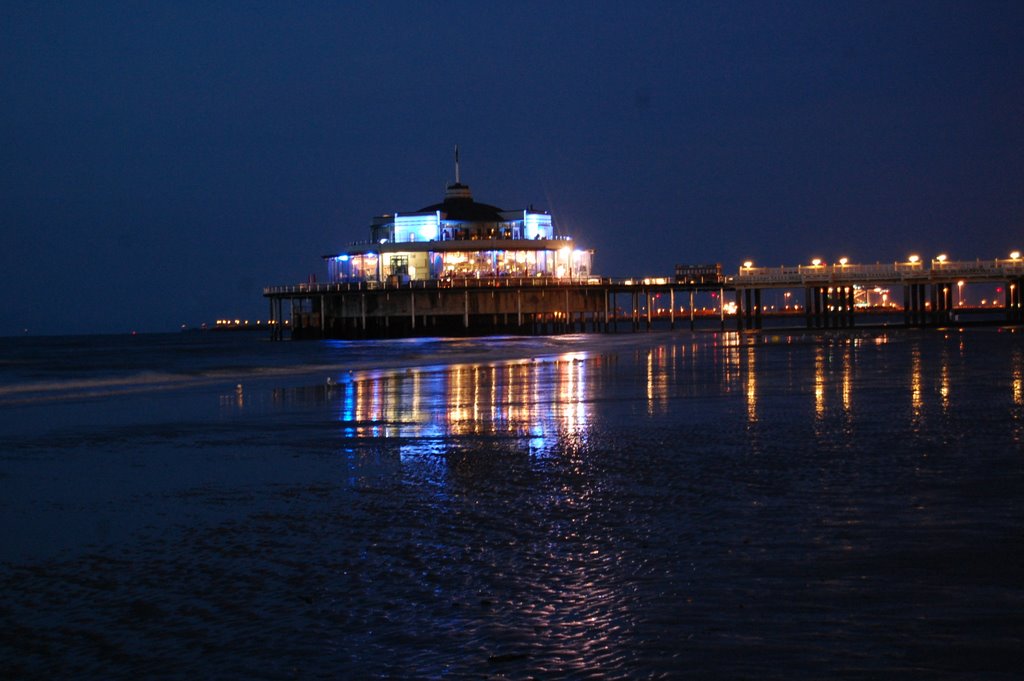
[3,1,1023,335]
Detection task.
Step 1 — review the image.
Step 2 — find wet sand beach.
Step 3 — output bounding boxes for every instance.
[1,329,1022,678]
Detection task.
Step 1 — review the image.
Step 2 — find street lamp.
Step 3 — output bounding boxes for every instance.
[908,254,920,264]
[957,280,965,307]
[935,253,947,264]
[1011,251,1021,260]
[838,257,848,266]
[811,258,822,267]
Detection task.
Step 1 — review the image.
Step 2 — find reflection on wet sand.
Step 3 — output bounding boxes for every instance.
[230,329,1022,456]
[1013,348,1022,407]
[267,353,604,460]
[841,344,852,415]
[910,346,923,419]
[1012,347,1024,446]
[745,344,757,423]
[644,344,673,415]
[815,344,826,419]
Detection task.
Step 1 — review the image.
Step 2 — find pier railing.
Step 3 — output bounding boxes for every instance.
[264,259,1023,297]
[736,258,1024,286]
[265,275,612,296]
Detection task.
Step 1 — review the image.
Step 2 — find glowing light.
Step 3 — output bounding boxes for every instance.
[936,254,947,263]
[1012,251,1021,260]
[908,254,920,264]
[743,260,753,269]
[811,258,822,266]
[524,212,553,240]
[838,257,848,266]
[394,213,441,242]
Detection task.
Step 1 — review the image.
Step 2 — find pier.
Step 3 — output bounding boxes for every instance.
[264,255,1023,339]
[733,256,1024,330]
[264,277,728,340]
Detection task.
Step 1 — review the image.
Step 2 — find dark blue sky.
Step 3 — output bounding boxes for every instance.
[3,1,1023,335]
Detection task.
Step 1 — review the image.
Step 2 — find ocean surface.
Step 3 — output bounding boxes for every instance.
[1,327,1022,679]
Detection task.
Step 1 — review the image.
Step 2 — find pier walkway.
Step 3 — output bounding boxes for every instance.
[734,257,1024,330]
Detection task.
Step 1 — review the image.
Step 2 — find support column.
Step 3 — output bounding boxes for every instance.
[754,288,762,329]
[746,288,753,329]
[603,289,610,333]
[816,287,826,329]
[920,284,927,326]
[805,287,813,329]
[670,289,676,330]
[719,287,725,331]
[631,291,638,332]
[846,287,856,328]
[268,298,276,340]
[566,289,572,333]
[645,289,652,331]
[689,289,695,331]
[320,294,326,339]
[736,288,745,331]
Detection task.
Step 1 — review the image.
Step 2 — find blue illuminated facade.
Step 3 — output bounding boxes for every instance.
[325,178,593,282]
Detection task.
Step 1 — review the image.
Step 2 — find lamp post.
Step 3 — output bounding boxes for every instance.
[957,280,965,307]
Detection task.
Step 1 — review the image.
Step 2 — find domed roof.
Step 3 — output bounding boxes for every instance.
[417,182,505,222]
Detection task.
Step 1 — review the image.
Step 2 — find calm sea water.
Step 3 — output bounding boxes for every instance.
[1,328,1022,679]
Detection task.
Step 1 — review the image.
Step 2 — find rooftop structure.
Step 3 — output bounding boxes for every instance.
[324,152,594,283]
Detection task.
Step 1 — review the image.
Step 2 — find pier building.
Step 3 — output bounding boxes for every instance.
[266,159,609,339]
[323,158,592,284]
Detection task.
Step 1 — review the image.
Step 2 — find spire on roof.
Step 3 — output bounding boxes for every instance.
[445,144,472,200]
